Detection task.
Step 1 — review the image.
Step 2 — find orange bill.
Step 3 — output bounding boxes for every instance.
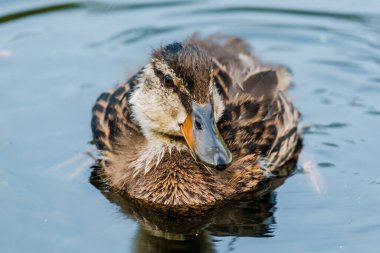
[180,114,195,152]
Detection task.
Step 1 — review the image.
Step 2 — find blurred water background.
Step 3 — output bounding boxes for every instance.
[1,0,380,252]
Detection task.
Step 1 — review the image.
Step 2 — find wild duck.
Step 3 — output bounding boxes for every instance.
[91,34,301,212]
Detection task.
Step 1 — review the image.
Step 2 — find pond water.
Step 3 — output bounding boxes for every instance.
[1,0,380,252]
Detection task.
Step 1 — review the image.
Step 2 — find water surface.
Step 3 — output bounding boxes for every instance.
[1,0,380,252]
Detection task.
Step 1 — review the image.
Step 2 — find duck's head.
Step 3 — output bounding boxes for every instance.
[129,42,232,171]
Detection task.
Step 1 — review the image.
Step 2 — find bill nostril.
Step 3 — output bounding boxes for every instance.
[194,117,202,130]
[215,163,227,171]
[214,154,227,171]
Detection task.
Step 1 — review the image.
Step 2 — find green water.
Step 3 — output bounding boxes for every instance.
[1,0,380,252]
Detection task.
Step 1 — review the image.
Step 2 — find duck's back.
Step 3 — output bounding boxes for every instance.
[187,34,292,94]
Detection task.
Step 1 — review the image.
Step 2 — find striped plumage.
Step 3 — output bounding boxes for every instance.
[91,34,301,212]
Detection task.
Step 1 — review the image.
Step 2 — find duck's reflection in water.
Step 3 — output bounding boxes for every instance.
[90,160,297,253]
[134,229,214,253]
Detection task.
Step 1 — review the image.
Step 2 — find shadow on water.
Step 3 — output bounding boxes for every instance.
[89,160,298,253]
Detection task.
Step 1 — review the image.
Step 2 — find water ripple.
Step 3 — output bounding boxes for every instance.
[89,26,181,46]
[185,6,370,23]
[0,0,198,24]
[0,2,81,24]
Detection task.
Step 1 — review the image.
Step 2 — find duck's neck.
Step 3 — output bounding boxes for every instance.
[129,138,187,174]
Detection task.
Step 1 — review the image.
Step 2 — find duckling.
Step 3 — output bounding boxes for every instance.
[91,34,301,211]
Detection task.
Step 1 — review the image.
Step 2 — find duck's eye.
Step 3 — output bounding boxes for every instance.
[164,75,174,86]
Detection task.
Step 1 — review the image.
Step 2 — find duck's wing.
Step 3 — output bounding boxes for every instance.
[218,80,300,170]
[91,73,141,153]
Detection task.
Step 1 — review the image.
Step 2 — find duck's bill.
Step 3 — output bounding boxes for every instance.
[180,103,232,171]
